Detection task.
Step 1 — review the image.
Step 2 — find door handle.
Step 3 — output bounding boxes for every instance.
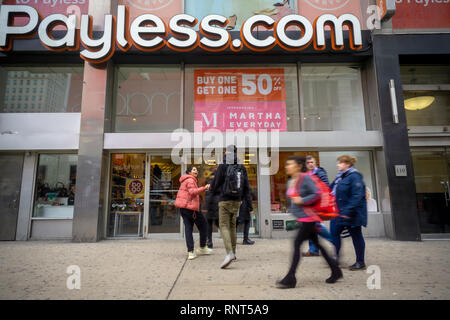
[445,181,450,207]
[10,191,20,210]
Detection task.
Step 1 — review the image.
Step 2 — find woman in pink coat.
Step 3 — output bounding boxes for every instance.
[175,166,213,260]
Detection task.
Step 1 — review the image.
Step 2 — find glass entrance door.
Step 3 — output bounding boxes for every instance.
[108,153,146,237]
[411,148,450,233]
[146,155,181,234]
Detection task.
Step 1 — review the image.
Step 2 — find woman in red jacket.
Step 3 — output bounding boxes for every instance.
[175,166,213,260]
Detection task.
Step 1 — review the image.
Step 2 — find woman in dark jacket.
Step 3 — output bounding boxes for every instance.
[276,156,342,289]
[205,170,220,248]
[330,155,368,271]
[236,190,255,245]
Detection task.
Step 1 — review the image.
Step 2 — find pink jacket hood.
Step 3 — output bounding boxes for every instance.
[179,174,197,184]
[175,174,206,212]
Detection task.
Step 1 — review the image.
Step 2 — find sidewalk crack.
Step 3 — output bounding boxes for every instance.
[166,258,188,300]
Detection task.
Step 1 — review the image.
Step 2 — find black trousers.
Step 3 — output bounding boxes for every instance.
[236,218,251,240]
[286,222,338,278]
[207,218,220,243]
[180,208,208,252]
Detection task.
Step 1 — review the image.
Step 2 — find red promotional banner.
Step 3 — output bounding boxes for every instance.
[194,69,286,103]
[194,69,287,132]
[392,1,450,29]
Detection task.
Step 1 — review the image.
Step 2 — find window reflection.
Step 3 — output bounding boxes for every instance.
[1,66,84,113]
[114,66,181,132]
[302,66,366,131]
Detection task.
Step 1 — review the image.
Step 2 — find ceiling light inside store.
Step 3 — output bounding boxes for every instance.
[404,96,435,111]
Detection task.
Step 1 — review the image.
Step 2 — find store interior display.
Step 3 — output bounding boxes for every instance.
[270,152,319,214]
[33,154,77,219]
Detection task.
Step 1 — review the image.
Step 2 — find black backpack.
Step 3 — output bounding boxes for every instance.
[223,164,245,197]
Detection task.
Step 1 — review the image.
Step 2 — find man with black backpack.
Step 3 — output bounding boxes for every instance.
[210,145,251,269]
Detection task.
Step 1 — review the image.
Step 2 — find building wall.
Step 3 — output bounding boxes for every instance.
[1,1,449,241]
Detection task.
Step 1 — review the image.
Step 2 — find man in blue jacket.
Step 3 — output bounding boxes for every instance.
[302,156,334,257]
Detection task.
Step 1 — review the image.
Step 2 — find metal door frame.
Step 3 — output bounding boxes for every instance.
[0,152,24,240]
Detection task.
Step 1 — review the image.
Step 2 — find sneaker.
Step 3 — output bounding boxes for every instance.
[220,254,233,269]
[230,252,236,260]
[197,246,213,255]
[188,251,197,260]
[243,238,255,245]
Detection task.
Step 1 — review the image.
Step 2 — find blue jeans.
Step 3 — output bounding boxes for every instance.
[308,223,333,254]
[330,219,365,264]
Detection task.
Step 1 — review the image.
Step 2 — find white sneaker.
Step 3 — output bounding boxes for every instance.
[220,254,233,269]
[197,246,213,255]
[230,252,236,260]
[188,251,197,260]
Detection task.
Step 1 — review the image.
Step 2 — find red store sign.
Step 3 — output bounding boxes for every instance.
[392,0,450,29]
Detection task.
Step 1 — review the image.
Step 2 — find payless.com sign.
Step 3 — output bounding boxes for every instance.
[0,4,364,63]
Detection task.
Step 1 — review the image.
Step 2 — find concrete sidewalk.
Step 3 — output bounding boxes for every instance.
[0,238,449,300]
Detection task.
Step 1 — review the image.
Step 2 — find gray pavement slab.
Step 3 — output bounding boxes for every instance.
[0,238,449,300]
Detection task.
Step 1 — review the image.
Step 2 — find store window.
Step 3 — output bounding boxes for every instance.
[33,154,78,219]
[108,154,146,237]
[302,66,366,131]
[0,66,84,113]
[401,65,450,131]
[319,151,377,212]
[270,151,377,214]
[185,65,300,132]
[113,66,182,132]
